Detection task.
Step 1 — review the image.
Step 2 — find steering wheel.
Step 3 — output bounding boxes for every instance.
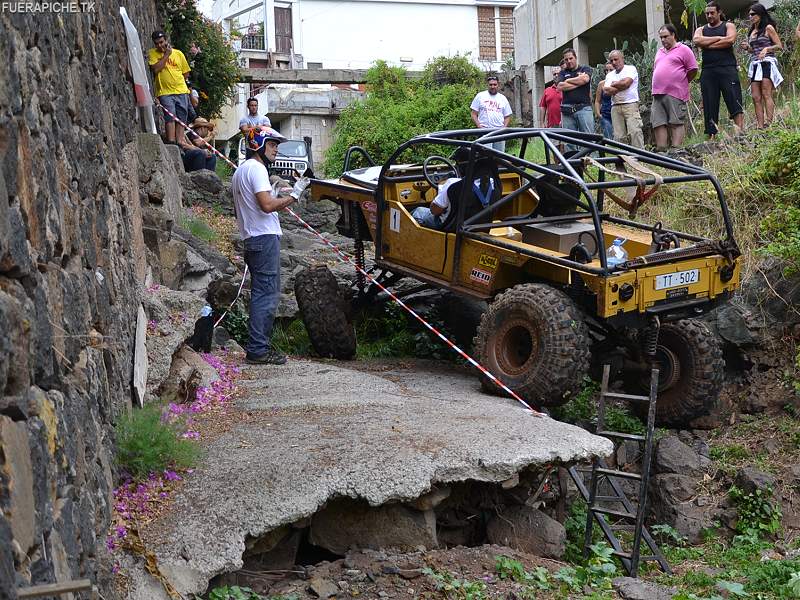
[423,155,459,188]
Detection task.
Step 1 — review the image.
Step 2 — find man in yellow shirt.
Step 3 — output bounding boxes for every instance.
[148,31,190,144]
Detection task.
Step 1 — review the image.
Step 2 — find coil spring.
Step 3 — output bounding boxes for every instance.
[643,317,660,358]
[354,239,366,292]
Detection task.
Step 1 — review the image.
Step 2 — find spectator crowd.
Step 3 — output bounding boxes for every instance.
[533,2,791,150]
[147,29,279,174]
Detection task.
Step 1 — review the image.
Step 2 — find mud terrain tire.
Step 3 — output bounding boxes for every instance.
[473,283,591,407]
[640,319,724,426]
[294,265,356,359]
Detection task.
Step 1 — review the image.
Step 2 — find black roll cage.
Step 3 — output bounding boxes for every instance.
[371,127,739,277]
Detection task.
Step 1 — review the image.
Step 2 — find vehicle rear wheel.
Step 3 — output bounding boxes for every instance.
[637,319,723,426]
[294,265,356,359]
[473,283,591,407]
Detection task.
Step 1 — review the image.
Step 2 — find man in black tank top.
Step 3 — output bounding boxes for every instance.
[693,1,744,137]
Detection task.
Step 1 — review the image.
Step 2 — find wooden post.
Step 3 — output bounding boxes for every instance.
[17,579,97,599]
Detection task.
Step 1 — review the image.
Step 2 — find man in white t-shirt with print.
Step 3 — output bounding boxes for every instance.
[232,126,308,365]
[603,50,645,148]
[470,76,512,151]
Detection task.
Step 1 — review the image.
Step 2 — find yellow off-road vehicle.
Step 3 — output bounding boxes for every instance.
[295,128,741,426]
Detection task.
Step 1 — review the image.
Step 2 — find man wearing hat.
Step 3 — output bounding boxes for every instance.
[149,31,191,145]
[232,126,309,365]
[180,117,217,172]
[470,75,512,151]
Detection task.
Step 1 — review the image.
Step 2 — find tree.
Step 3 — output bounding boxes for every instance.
[322,55,484,176]
[159,0,240,118]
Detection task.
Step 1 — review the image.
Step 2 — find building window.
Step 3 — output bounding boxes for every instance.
[499,7,513,60]
[477,6,514,62]
[477,6,495,61]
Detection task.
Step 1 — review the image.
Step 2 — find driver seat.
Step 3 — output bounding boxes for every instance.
[439,157,502,233]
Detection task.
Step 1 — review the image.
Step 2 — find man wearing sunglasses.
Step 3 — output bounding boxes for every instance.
[692,0,744,138]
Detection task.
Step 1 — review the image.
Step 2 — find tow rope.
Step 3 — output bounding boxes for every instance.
[157,104,544,416]
[583,155,663,218]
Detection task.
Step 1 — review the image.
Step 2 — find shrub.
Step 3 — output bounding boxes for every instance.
[729,484,782,541]
[115,403,199,478]
[322,55,484,176]
[159,0,239,118]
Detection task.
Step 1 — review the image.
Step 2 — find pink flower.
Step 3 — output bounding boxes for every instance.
[163,470,182,481]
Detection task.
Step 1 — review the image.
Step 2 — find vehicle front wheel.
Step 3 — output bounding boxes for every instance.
[294,265,356,359]
[639,319,724,426]
[473,283,591,407]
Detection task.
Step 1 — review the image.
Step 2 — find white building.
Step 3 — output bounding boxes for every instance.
[212,0,519,71]
[211,0,519,166]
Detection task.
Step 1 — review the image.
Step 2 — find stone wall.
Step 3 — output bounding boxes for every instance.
[0,3,159,598]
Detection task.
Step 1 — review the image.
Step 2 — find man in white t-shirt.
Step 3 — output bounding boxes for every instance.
[412,178,460,229]
[603,50,644,148]
[232,126,308,365]
[239,97,272,136]
[470,76,512,151]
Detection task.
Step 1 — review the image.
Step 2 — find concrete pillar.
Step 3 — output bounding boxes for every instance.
[645,0,665,42]
[532,63,546,127]
[574,37,590,66]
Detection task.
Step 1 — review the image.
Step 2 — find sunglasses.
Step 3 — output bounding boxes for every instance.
[749,11,756,15]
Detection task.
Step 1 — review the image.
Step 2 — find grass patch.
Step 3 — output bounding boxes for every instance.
[182,213,218,243]
[115,403,200,479]
[658,534,800,600]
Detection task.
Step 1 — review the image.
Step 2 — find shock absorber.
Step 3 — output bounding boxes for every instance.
[642,315,660,360]
[354,238,366,292]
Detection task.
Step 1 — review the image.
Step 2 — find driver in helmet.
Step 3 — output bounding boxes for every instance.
[232,126,309,365]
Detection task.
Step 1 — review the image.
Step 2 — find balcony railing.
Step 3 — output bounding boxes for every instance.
[240,35,265,50]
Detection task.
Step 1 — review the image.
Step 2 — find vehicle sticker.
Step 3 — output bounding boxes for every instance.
[469,268,493,285]
[665,286,689,299]
[389,208,401,233]
[478,254,499,270]
[363,201,377,213]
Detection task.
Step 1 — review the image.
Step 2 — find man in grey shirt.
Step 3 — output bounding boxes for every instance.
[239,97,272,135]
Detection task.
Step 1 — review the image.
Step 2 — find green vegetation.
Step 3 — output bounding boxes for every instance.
[222,300,249,347]
[422,567,488,599]
[552,378,645,435]
[659,533,800,599]
[115,403,200,478]
[160,0,239,118]
[729,485,782,542]
[207,586,298,600]
[495,556,552,590]
[182,213,218,243]
[270,318,312,356]
[322,55,484,176]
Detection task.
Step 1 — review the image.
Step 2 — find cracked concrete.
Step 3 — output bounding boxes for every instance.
[128,359,612,598]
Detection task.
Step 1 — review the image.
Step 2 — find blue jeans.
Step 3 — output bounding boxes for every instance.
[182,148,217,172]
[600,115,613,139]
[412,206,443,229]
[244,234,281,356]
[561,106,595,134]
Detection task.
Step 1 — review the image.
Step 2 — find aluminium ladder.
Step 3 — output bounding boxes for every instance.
[568,364,671,577]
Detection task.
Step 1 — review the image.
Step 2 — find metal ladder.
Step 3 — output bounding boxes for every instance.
[568,364,671,577]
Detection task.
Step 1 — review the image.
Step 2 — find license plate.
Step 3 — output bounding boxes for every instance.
[655,269,699,290]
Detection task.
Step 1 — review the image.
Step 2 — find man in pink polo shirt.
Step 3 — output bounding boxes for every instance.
[652,23,698,149]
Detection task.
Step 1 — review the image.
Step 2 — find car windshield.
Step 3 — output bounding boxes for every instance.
[278,140,307,158]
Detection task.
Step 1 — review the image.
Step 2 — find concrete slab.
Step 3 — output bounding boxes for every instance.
[140,359,612,597]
